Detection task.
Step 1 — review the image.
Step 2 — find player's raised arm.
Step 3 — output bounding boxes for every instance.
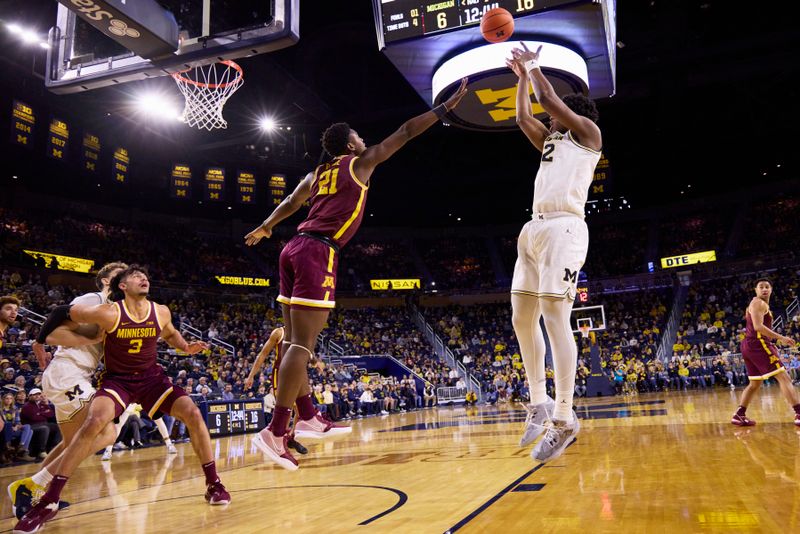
[749,298,795,345]
[245,327,282,389]
[514,45,601,151]
[157,304,209,354]
[354,77,469,181]
[245,172,315,246]
[506,56,549,152]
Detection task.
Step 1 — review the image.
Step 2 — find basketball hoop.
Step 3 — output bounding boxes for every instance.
[579,325,591,339]
[171,60,244,131]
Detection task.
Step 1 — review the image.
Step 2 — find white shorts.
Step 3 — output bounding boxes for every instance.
[42,358,96,424]
[511,213,589,300]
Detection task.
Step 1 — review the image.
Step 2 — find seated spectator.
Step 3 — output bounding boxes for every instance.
[423,383,436,407]
[20,388,60,459]
[2,391,34,461]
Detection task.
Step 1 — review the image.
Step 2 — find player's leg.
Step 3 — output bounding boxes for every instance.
[154,416,177,453]
[512,293,554,446]
[733,352,768,426]
[11,369,99,517]
[511,221,554,446]
[772,371,800,424]
[166,396,230,504]
[14,396,118,532]
[287,307,351,438]
[531,217,586,463]
[286,405,308,454]
[102,407,132,460]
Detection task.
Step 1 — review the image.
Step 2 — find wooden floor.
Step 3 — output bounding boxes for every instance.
[2,387,800,533]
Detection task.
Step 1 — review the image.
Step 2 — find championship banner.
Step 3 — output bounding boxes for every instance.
[23,250,95,273]
[236,170,256,204]
[82,132,101,173]
[112,147,130,184]
[214,275,270,287]
[10,100,35,149]
[590,153,612,200]
[269,174,287,206]
[205,167,225,201]
[660,250,717,269]
[370,279,421,291]
[47,118,69,161]
[171,163,191,199]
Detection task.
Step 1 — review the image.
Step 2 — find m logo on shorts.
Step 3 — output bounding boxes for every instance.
[563,268,578,283]
[322,276,335,288]
[65,384,84,401]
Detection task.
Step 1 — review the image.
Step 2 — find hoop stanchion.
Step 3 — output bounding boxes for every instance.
[172,60,244,131]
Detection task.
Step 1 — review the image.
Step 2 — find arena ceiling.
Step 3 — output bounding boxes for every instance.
[0,0,797,226]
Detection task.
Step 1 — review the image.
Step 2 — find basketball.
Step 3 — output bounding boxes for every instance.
[481,8,514,43]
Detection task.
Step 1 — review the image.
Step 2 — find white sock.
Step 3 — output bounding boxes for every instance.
[512,294,548,405]
[105,444,114,454]
[542,298,578,424]
[154,417,171,445]
[31,468,53,487]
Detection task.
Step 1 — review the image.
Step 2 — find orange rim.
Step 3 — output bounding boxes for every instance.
[171,60,244,89]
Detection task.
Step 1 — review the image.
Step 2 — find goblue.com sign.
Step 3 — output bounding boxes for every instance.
[660,250,717,269]
[370,279,421,291]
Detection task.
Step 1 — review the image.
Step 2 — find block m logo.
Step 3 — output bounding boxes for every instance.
[563,268,578,283]
[475,85,545,123]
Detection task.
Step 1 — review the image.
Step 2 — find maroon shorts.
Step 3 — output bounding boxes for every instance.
[742,340,785,380]
[96,365,188,419]
[277,234,338,311]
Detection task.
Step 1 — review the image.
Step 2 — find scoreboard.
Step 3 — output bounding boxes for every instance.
[203,400,265,437]
[376,0,584,43]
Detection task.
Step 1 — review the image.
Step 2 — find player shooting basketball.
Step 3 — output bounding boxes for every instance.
[507,44,602,463]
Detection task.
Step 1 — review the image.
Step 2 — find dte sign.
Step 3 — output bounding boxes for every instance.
[664,256,690,267]
[660,250,717,269]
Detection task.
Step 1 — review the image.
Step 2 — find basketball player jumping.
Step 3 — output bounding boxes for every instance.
[507,45,602,462]
[244,325,308,454]
[15,265,229,534]
[8,262,127,518]
[731,278,800,426]
[244,78,468,470]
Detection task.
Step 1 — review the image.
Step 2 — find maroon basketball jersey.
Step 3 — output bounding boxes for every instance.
[104,301,162,374]
[297,154,369,247]
[744,308,773,347]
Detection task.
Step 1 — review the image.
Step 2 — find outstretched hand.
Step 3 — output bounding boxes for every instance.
[245,224,272,246]
[505,56,525,77]
[184,341,209,355]
[512,43,543,63]
[444,77,469,111]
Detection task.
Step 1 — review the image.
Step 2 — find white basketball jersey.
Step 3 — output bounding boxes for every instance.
[54,291,105,371]
[532,130,601,218]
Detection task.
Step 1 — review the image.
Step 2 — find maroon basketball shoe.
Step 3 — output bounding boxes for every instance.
[295,412,353,439]
[252,427,298,471]
[205,481,231,505]
[13,500,59,534]
[731,414,756,426]
[795,414,800,427]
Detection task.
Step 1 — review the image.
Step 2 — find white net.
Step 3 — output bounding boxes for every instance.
[172,60,244,131]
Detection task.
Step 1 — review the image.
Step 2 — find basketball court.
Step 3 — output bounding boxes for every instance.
[2,388,797,533]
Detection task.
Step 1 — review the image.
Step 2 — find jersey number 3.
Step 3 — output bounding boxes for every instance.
[128,339,143,354]
[542,143,555,162]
